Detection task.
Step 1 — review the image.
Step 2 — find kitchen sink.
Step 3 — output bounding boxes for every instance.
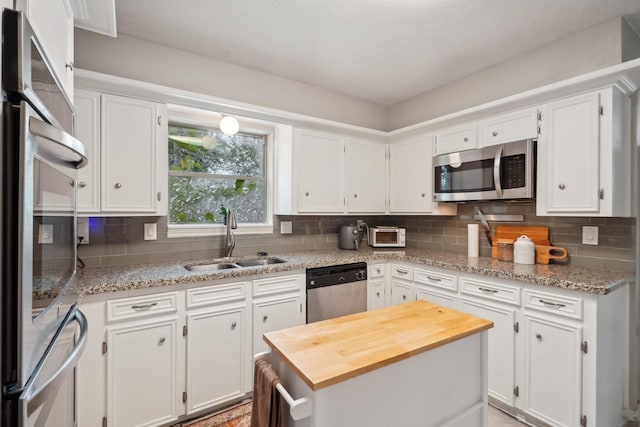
[185,257,286,271]
[235,257,286,267]
[185,262,240,272]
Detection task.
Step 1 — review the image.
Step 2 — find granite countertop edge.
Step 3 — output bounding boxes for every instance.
[71,248,635,298]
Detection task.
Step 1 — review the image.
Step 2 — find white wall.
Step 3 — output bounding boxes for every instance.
[74,29,388,131]
[386,18,627,130]
[622,18,640,62]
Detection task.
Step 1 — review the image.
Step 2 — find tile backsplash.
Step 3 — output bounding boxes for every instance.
[78,201,635,272]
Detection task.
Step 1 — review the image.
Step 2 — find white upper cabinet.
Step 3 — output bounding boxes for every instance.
[434,123,477,155]
[389,134,456,215]
[536,87,631,217]
[74,89,169,215]
[15,0,75,100]
[345,139,386,213]
[295,129,345,213]
[479,107,539,147]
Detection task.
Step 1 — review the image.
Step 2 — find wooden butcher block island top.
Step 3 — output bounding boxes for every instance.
[263,300,494,391]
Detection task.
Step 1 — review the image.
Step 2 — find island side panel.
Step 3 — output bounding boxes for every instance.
[271,331,489,427]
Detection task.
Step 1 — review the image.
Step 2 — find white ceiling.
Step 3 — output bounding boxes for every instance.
[114,0,640,107]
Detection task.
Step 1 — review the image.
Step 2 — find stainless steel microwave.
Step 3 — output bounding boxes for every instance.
[433,139,535,202]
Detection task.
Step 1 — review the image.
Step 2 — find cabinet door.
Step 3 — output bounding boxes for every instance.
[434,124,477,155]
[186,305,249,414]
[17,0,74,99]
[101,94,166,213]
[389,137,435,212]
[390,280,414,306]
[367,279,386,310]
[537,92,600,214]
[459,298,517,407]
[74,89,101,213]
[480,107,538,148]
[253,296,303,355]
[345,140,386,213]
[416,286,458,310]
[296,129,344,213]
[521,315,582,427]
[107,319,181,427]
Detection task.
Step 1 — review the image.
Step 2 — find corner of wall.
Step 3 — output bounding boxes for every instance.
[622,15,640,62]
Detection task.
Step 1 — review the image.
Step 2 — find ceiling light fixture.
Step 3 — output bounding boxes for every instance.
[219,115,240,136]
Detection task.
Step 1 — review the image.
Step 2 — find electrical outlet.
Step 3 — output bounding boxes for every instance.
[582,225,598,245]
[144,223,157,241]
[77,218,89,244]
[280,221,292,234]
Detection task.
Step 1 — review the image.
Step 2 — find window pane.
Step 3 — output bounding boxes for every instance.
[169,176,265,224]
[168,125,264,176]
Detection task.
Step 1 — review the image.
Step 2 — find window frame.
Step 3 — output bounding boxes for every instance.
[166,104,274,238]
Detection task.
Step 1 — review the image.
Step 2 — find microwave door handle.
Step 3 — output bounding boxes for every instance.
[21,308,88,418]
[493,146,503,198]
[29,116,88,169]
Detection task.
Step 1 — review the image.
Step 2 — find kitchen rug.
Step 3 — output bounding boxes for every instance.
[183,401,251,427]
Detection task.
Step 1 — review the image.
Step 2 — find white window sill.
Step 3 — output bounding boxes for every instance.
[168,223,274,238]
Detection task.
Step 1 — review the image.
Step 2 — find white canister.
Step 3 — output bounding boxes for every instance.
[513,235,535,265]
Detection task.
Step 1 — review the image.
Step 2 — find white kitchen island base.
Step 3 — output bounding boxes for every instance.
[268,330,489,427]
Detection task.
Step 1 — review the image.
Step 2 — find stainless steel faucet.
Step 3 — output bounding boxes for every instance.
[224,210,237,257]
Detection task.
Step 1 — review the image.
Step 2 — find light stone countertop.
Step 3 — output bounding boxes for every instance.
[70,248,635,298]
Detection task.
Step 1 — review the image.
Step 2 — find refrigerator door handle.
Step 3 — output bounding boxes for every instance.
[21,307,88,417]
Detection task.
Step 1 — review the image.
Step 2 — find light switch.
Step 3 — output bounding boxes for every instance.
[582,226,598,245]
[144,223,157,241]
[280,221,292,234]
[38,224,54,244]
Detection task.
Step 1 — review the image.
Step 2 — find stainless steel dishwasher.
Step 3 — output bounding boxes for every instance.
[306,262,368,323]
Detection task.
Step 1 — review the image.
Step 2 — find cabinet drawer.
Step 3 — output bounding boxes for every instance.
[460,278,520,306]
[414,268,457,292]
[107,292,178,323]
[186,281,248,309]
[253,274,302,297]
[523,289,583,320]
[368,263,385,278]
[390,264,413,281]
[480,108,538,147]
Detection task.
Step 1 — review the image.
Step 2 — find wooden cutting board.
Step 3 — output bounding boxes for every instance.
[491,225,550,258]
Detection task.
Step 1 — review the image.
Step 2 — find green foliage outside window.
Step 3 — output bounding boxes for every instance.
[168,124,265,224]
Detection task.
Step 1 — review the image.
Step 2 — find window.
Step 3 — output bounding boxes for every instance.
[167,119,270,236]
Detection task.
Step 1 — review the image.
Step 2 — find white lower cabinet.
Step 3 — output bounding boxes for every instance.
[390,264,414,305]
[78,272,305,427]
[521,314,582,426]
[104,292,183,427]
[367,263,387,310]
[185,281,251,415]
[414,267,459,310]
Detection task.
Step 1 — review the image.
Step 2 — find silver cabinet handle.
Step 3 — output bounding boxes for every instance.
[463,137,469,142]
[131,302,157,311]
[353,194,358,198]
[402,295,407,300]
[158,337,166,344]
[231,322,237,329]
[29,117,88,168]
[263,315,268,322]
[305,191,309,196]
[492,131,498,137]
[478,287,498,294]
[157,116,162,126]
[157,192,161,201]
[421,193,425,197]
[536,333,542,341]
[114,183,122,189]
[538,299,566,309]
[65,61,74,71]
[396,269,408,275]
[78,181,86,188]
[376,292,380,297]
[558,184,566,190]
[426,276,441,282]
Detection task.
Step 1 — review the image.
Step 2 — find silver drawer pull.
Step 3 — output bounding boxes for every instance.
[131,302,158,311]
[263,315,268,322]
[231,322,237,329]
[538,299,566,309]
[426,276,441,282]
[376,292,380,297]
[396,269,408,275]
[158,337,166,344]
[478,287,498,294]
[78,181,86,188]
[402,295,407,300]
[536,333,543,341]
